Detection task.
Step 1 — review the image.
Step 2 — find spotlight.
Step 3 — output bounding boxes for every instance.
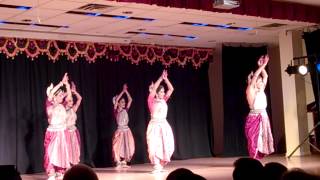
[298,65,308,75]
[285,64,309,76]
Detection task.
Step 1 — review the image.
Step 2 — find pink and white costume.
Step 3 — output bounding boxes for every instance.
[245,90,274,159]
[112,108,135,163]
[44,99,70,174]
[146,96,174,166]
[65,108,81,165]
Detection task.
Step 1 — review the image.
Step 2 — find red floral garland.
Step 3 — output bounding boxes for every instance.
[0,37,213,68]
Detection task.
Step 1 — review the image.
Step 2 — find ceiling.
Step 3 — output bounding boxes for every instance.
[0,0,317,48]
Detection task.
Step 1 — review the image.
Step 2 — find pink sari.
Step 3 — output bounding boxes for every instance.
[44,101,70,174]
[65,109,81,165]
[245,110,274,159]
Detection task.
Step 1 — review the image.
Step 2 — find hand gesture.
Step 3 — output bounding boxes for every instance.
[162,70,168,80]
[62,73,69,84]
[263,54,269,65]
[248,71,253,79]
[123,83,128,91]
[257,56,264,66]
[257,55,269,66]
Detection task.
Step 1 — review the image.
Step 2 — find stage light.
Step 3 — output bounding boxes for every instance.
[285,64,309,76]
[286,56,310,76]
[298,65,308,75]
[285,64,297,75]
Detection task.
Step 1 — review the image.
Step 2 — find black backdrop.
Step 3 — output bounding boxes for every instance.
[304,29,320,146]
[0,53,213,173]
[222,45,272,156]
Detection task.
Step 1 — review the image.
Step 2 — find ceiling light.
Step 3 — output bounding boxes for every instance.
[192,23,208,27]
[237,27,254,31]
[112,15,129,19]
[184,36,197,40]
[16,6,31,10]
[86,12,101,17]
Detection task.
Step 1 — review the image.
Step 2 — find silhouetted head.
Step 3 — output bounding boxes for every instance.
[281,168,320,180]
[263,162,287,180]
[166,168,206,180]
[233,157,264,180]
[0,165,21,180]
[63,164,98,180]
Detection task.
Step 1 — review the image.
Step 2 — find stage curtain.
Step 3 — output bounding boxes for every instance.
[0,52,213,173]
[303,29,320,147]
[222,45,274,156]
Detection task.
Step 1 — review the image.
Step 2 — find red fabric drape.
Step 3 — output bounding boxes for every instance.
[116,0,320,23]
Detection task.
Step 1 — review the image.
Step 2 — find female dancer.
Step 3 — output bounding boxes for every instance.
[44,73,70,180]
[112,84,135,168]
[245,55,274,159]
[65,81,82,166]
[147,70,175,173]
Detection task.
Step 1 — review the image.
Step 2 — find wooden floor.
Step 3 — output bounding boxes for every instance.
[21,155,320,180]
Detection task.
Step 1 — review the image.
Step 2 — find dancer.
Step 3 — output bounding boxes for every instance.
[44,73,70,180]
[112,84,135,168]
[147,70,175,173]
[65,81,82,166]
[245,55,274,159]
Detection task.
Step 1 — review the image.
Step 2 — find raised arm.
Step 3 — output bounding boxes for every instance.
[113,86,125,110]
[247,71,253,85]
[163,70,174,99]
[261,69,268,86]
[65,79,72,102]
[71,82,82,112]
[249,55,269,87]
[123,84,132,109]
[149,70,165,98]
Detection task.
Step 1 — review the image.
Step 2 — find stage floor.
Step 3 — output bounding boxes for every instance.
[21,155,320,180]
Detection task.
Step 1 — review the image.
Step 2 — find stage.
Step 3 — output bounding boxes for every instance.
[21,155,320,180]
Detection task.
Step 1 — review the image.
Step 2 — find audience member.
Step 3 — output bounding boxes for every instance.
[263,162,288,180]
[166,168,206,180]
[281,168,320,180]
[232,157,264,180]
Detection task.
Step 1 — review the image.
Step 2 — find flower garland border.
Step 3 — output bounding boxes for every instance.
[0,37,213,68]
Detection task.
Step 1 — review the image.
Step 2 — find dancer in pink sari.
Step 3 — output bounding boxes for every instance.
[65,81,82,166]
[44,73,70,180]
[112,84,135,168]
[147,70,175,173]
[245,55,274,159]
